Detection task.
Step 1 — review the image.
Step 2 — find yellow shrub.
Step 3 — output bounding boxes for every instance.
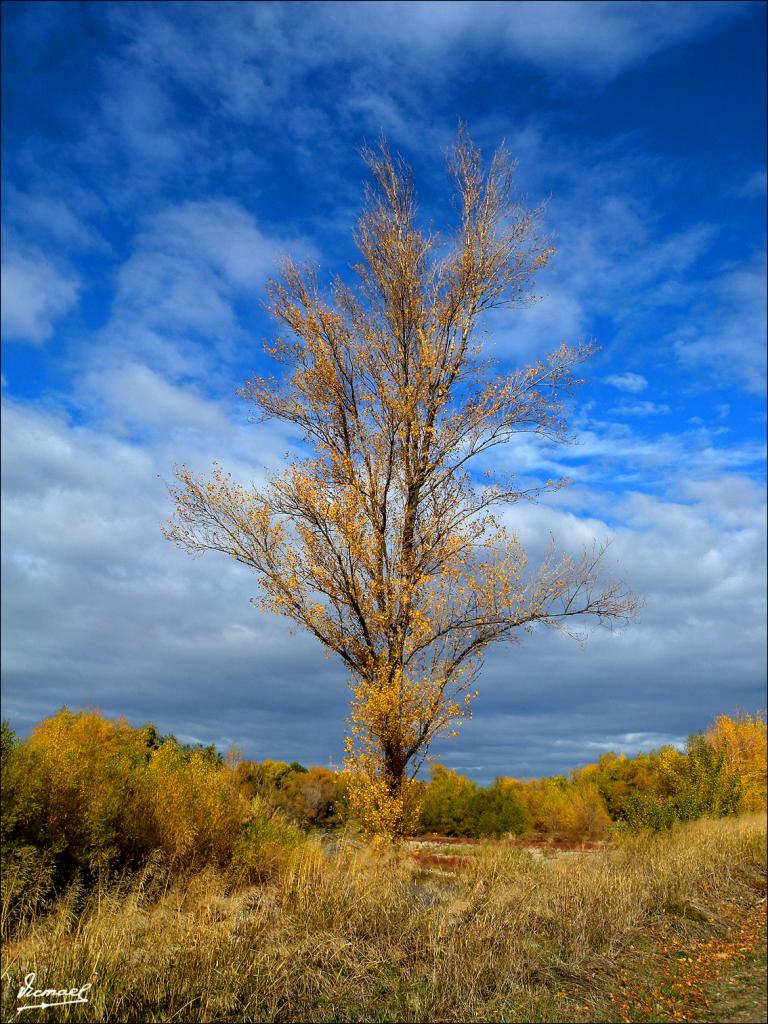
[143,741,247,867]
[28,708,149,867]
[707,711,767,812]
[542,783,611,839]
[14,709,305,879]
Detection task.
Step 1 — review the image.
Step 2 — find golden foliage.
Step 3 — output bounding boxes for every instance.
[706,710,767,812]
[143,741,244,866]
[10,709,301,879]
[165,129,638,836]
[543,782,613,840]
[28,708,150,867]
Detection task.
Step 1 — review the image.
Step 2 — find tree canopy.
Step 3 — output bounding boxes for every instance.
[166,130,638,836]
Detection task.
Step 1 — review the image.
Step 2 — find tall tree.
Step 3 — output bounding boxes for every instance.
[165,131,638,837]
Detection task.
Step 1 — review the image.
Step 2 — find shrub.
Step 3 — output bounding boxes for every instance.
[707,710,767,812]
[24,709,151,870]
[0,710,306,897]
[469,779,529,837]
[621,735,743,832]
[418,764,477,834]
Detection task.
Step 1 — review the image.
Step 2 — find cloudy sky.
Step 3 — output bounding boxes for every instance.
[2,1,766,781]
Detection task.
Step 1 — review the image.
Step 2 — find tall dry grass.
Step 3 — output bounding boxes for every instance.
[1,814,765,1023]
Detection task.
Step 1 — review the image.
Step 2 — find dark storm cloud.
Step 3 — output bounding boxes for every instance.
[2,395,764,778]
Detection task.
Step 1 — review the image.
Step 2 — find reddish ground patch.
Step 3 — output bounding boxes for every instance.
[515,838,605,851]
[410,851,472,870]
[410,834,484,846]
[409,833,605,852]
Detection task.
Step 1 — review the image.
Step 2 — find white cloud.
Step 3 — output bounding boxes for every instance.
[80,363,231,433]
[4,187,109,252]
[555,732,687,754]
[98,64,192,171]
[478,146,762,398]
[487,412,765,492]
[487,284,586,362]
[143,200,296,290]
[553,199,714,321]
[669,257,767,394]
[611,401,670,417]
[1,249,80,343]
[117,248,238,337]
[113,199,301,341]
[117,1,750,96]
[605,372,648,393]
[349,1,748,80]
[91,0,751,187]
[1,398,336,758]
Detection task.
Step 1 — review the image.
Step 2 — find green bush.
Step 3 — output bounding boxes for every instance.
[469,781,529,837]
[417,766,529,837]
[418,765,477,834]
[620,734,743,833]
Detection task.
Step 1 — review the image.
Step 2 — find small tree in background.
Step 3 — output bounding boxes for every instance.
[166,130,638,838]
[706,710,767,811]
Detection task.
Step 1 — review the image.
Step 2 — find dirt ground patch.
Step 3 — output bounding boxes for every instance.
[410,851,472,870]
[700,899,767,1024]
[407,834,606,869]
[587,893,768,1023]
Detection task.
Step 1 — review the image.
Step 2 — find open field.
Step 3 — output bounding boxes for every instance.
[2,814,765,1023]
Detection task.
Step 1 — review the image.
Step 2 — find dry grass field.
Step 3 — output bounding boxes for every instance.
[2,814,765,1023]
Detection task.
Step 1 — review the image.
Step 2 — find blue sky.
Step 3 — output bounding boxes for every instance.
[2,1,766,780]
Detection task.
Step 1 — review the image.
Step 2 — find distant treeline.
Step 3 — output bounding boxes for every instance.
[233,710,766,839]
[1,709,765,905]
